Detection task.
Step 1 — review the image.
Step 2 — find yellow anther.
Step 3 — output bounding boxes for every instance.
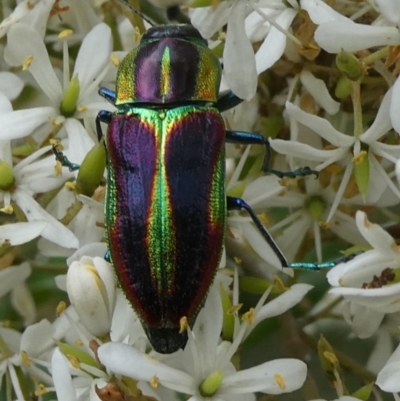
[59,29,73,39]
[227,304,243,315]
[242,307,255,324]
[23,55,33,70]
[20,350,31,367]
[179,316,189,333]
[274,373,286,390]
[150,375,159,388]
[56,301,66,316]
[111,54,121,67]
[352,150,367,165]
[0,205,14,214]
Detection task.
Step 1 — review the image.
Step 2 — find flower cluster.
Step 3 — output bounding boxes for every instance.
[1,0,400,401]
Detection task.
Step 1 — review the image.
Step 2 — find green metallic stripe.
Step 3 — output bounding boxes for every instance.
[146,109,176,295]
[160,47,171,102]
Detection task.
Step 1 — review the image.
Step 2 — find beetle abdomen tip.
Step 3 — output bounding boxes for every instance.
[144,326,188,354]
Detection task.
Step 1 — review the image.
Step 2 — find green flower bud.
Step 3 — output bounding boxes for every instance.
[0,161,15,191]
[76,143,106,196]
[199,370,224,397]
[305,196,325,221]
[336,51,363,81]
[335,76,352,99]
[59,75,80,117]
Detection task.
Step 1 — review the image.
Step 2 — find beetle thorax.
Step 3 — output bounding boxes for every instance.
[115,33,222,106]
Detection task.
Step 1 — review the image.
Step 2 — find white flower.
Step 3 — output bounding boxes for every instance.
[301,0,400,53]
[0,262,31,299]
[0,320,55,399]
[234,175,364,268]
[1,22,112,161]
[327,211,400,338]
[0,93,79,248]
[98,281,308,401]
[191,1,300,100]
[301,0,400,134]
[272,88,400,223]
[67,256,117,338]
[0,0,54,38]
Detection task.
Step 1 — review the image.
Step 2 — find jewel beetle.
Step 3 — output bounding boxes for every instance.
[54,5,339,354]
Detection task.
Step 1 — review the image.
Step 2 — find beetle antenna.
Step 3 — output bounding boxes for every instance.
[115,0,155,27]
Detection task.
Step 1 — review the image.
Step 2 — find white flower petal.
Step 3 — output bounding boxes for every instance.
[11,282,36,325]
[73,23,112,94]
[221,359,307,394]
[190,4,230,38]
[286,102,354,147]
[346,303,384,338]
[330,284,400,314]
[13,189,79,249]
[223,1,257,100]
[0,92,13,114]
[0,0,40,37]
[367,328,392,374]
[0,72,24,100]
[52,348,77,401]
[241,222,283,269]
[271,139,347,164]
[300,70,340,115]
[377,361,400,392]
[275,215,311,261]
[254,284,313,326]
[21,319,54,356]
[67,258,115,336]
[315,22,400,53]
[377,342,400,391]
[300,0,351,24]
[361,88,392,142]
[242,176,283,208]
[20,0,54,38]
[355,211,399,257]
[191,282,222,368]
[390,77,400,135]
[98,343,194,394]
[0,107,56,140]
[67,243,108,265]
[65,119,95,164]
[93,257,117,321]
[4,23,62,103]
[0,221,47,246]
[0,262,31,298]
[375,0,400,26]
[255,8,297,74]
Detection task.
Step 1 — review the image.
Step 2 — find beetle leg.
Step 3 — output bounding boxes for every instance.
[98,87,116,105]
[227,196,289,268]
[96,110,113,143]
[290,251,362,270]
[216,91,244,112]
[225,130,319,179]
[52,146,80,171]
[227,196,360,271]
